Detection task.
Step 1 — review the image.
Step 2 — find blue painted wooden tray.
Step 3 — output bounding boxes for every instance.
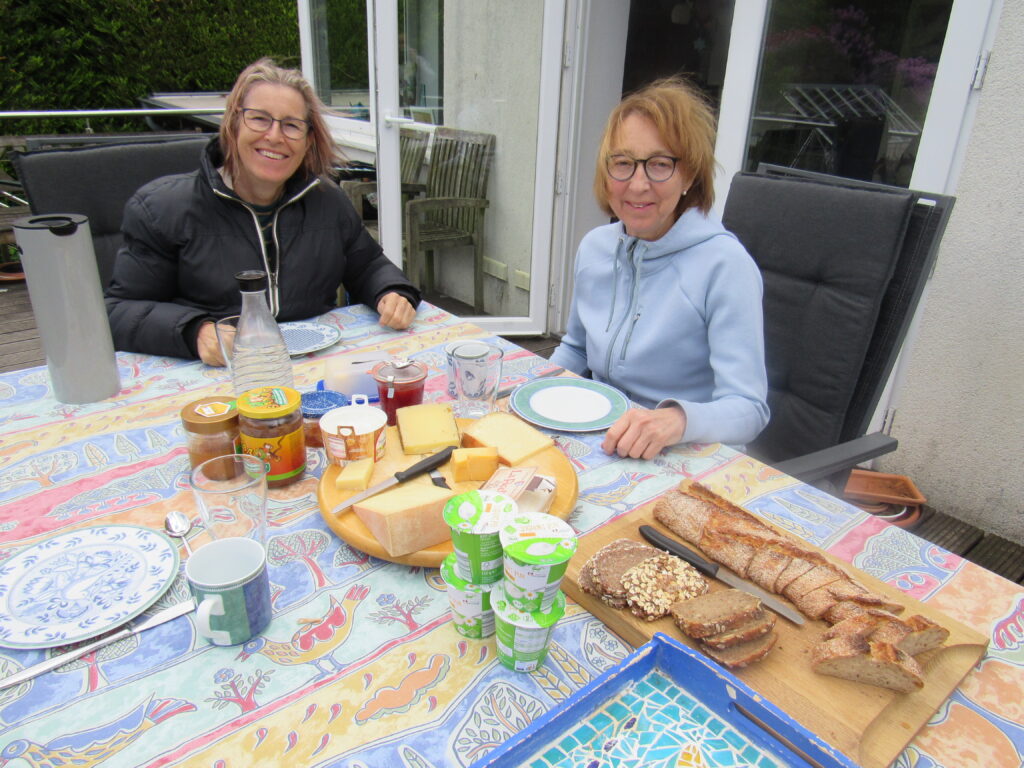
[471,632,857,768]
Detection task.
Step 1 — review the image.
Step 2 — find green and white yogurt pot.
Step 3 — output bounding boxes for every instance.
[440,554,497,639]
[443,490,518,584]
[499,513,577,613]
[493,587,566,673]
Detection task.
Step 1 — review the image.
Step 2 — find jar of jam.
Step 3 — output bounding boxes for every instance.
[237,386,306,488]
[180,395,240,476]
[300,390,349,448]
[371,359,427,426]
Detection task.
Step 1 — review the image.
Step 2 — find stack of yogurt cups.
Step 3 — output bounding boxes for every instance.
[441,489,578,673]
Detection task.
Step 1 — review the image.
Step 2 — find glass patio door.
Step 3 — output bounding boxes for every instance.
[303,0,565,333]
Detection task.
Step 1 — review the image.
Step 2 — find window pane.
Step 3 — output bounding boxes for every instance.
[319,0,371,120]
[745,2,953,186]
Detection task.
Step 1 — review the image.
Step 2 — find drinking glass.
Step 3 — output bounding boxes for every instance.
[189,454,268,549]
[452,342,504,418]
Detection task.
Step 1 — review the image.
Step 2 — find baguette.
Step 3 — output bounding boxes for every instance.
[811,637,924,693]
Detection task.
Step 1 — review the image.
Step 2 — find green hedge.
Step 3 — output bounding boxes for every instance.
[1,0,303,136]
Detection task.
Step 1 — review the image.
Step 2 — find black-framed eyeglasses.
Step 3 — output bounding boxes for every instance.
[606,154,679,183]
[240,108,310,140]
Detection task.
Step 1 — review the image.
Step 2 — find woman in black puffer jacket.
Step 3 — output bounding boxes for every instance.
[105,58,419,364]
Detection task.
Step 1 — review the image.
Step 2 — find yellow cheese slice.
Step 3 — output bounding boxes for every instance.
[352,480,455,557]
[334,458,375,491]
[451,446,499,482]
[460,412,553,465]
[396,402,461,454]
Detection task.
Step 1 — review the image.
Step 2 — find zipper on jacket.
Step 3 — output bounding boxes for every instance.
[212,177,320,317]
[604,238,638,375]
[619,244,645,361]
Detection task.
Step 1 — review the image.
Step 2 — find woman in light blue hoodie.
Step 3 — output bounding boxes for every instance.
[550,78,769,459]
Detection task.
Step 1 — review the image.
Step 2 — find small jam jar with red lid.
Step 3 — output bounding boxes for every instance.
[371,359,427,425]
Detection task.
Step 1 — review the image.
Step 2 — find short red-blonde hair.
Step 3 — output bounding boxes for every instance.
[219,58,341,180]
[593,77,717,218]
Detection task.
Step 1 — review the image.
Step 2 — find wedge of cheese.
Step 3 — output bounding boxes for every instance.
[396,402,461,454]
[353,481,455,557]
[450,446,499,482]
[461,412,553,465]
[334,458,375,491]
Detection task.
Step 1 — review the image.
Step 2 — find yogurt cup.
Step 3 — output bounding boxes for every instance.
[319,395,387,465]
[441,554,497,638]
[443,490,518,584]
[492,587,566,673]
[499,513,578,613]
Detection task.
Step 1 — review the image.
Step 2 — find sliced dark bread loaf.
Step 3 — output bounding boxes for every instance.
[811,637,924,692]
[622,553,708,621]
[701,611,776,649]
[671,589,763,639]
[590,539,659,607]
[702,631,777,669]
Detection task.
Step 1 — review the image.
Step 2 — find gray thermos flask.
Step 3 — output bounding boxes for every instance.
[13,214,121,403]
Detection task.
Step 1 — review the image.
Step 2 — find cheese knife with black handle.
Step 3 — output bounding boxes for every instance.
[331,445,456,516]
[638,525,805,625]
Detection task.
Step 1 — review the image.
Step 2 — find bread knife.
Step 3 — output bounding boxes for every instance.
[331,445,456,516]
[0,599,196,691]
[638,525,805,625]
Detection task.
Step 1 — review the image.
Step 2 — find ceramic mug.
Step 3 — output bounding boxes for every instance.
[186,537,271,646]
[319,395,387,465]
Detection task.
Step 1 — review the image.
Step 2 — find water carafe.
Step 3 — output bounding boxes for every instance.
[227,270,293,395]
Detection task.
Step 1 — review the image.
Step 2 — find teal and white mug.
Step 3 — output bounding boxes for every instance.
[185,537,271,646]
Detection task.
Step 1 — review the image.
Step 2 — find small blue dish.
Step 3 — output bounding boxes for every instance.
[300,389,349,417]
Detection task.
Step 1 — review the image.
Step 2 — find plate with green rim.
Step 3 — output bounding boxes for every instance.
[509,378,630,432]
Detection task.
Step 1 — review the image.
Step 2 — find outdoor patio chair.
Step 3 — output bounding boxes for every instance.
[11,136,208,289]
[404,127,495,314]
[722,168,955,492]
[341,126,430,242]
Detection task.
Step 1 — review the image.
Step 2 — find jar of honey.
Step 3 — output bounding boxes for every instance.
[180,395,240,475]
[300,390,349,448]
[237,386,306,488]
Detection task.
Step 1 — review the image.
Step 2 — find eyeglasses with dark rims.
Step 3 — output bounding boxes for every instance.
[239,108,310,140]
[606,154,680,183]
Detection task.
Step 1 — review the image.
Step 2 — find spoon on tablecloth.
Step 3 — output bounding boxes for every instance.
[164,510,194,557]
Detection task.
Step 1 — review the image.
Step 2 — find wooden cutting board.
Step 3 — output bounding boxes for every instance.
[563,504,989,768]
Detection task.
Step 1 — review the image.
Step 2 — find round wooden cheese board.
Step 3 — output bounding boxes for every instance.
[316,418,579,567]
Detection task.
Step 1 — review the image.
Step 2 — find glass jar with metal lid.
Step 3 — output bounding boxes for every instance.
[180,395,240,475]
[371,359,427,426]
[237,386,305,488]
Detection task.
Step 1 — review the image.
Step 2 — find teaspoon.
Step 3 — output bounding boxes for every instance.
[164,510,194,556]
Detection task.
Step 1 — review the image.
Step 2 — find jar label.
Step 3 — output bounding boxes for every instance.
[240,424,305,482]
[195,400,233,418]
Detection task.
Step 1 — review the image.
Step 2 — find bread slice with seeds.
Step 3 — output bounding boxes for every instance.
[621,553,708,621]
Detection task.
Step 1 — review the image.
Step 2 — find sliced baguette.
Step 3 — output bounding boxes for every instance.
[811,637,924,693]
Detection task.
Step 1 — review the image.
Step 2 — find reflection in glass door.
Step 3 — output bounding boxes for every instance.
[744,2,953,186]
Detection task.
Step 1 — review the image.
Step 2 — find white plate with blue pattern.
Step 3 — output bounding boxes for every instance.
[280,321,342,356]
[509,378,630,432]
[0,525,179,649]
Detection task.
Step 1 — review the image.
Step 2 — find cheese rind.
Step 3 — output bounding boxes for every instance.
[353,481,455,556]
[396,402,461,454]
[334,458,375,491]
[451,447,499,482]
[461,412,553,465]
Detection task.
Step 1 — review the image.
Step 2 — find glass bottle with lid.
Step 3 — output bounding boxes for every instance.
[371,359,427,426]
[230,270,293,395]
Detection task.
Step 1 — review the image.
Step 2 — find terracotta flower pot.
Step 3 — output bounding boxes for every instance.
[0,261,25,282]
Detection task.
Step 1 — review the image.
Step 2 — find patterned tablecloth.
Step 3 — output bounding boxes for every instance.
[0,304,1021,767]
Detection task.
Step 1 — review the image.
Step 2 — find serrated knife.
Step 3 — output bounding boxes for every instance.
[638,525,805,625]
[0,599,196,691]
[331,445,456,516]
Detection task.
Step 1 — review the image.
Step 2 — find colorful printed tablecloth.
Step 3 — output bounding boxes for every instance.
[0,304,1020,767]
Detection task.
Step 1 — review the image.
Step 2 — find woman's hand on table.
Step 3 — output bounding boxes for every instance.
[197,321,228,367]
[377,292,417,330]
[602,404,686,460]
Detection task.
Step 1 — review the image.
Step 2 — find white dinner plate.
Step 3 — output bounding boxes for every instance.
[509,378,630,432]
[0,525,179,650]
[280,321,342,356]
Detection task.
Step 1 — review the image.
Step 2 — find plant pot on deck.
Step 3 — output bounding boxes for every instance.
[0,261,25,282]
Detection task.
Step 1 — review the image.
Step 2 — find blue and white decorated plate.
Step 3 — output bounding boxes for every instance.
[0,525,179,650]
[509,378,630,432]
[280,321,342,356]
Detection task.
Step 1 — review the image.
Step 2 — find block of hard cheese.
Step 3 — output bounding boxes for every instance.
[451,446,499,482]
[335,458,375,491]
[352,481,455,557]
[461,412,553,465]
[396,402,460,454]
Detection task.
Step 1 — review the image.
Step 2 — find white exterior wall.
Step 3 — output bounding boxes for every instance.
[878,0,1024,545]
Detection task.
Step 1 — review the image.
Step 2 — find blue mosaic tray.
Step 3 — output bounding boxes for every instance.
[471,633,857,768]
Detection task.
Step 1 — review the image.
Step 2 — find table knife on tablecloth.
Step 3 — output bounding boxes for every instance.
[0,600,197,691]
[331,446,456,516]
[638,525,805,625]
